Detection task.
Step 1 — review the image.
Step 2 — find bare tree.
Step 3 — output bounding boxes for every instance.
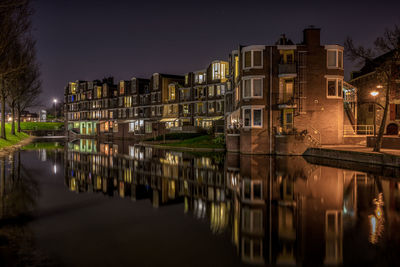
[0,0,32,139]
[6,37,37,134]
[345,25,400,152]
[15,63,41,132]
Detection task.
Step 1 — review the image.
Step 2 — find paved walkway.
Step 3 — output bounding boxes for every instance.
[322,145,400,156]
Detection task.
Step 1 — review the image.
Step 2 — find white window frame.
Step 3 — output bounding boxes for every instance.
[325,45,344,69]
[242,77,264,99]
[242,106,264,128]
[325,75,344,99]
[242,46,265,70]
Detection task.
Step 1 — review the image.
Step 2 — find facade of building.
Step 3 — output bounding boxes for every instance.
[349,52,400,135]
[65,28,347,154]
[65,62,228,139]
[226,28,345,153]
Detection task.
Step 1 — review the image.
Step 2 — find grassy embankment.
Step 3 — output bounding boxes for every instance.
[150,133,225,149]
[19,121,64,130]
[0,124,29,149]
[0,122,64,150]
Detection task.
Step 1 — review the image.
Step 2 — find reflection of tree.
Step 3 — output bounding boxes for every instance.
[0,152,39,220]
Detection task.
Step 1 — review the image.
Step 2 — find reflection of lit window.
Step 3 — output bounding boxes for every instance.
[242,179,263,202]
[242,208,263,233]
[242,238,264,264]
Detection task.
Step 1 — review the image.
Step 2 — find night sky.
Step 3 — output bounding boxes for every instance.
[32,0,400,109]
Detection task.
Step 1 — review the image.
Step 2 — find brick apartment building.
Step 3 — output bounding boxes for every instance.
[65,27,347,154]
[226,28,345,153]
[349,52,400,135]
[65,61,228,139]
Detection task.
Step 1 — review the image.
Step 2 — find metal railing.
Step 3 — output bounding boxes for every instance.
[343,125,374,136]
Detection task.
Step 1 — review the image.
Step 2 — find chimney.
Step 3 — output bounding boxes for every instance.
[303,26,320,46]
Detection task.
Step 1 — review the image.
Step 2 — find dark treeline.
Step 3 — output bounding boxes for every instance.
[0,0,41,139]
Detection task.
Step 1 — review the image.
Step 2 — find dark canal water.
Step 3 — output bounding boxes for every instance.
[0,139,400,266]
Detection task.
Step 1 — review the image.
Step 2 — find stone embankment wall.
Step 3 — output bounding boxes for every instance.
[304,147,400,167]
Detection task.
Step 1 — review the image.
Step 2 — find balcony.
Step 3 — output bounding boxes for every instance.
[278,63,297,78]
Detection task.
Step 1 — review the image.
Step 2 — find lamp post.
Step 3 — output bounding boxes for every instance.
[370,90,379,136]
[53,99,57,121]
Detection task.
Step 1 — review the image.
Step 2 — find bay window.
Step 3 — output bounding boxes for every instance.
[325,46,344,69]
[243,47,264,69]
[242,77,264,98]
[211,61,228,80]
[242,106,263,128]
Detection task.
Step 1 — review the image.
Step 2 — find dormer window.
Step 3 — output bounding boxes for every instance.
[325,45,344,69]
[243,48,263,69]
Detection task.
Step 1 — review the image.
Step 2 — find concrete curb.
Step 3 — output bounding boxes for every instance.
[304,147,400,167]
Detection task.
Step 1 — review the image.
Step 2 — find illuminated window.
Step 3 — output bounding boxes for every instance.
[279,79,294,102]
[70,82,77,94]
[183,104,189,114]
[208,102,215,113]
[196,103,204,114]
[195,72,206,84]
[119,81,125,95]
[242,77,263,98]
[185,74,189,85]
[95,86,101,98]
[145,122,152,133]
[234,55,239,80]
[211,61,228,81]
[279,50,295,64]
[326,77,343,98]
[208,85,214,97]
[168,84,176,101]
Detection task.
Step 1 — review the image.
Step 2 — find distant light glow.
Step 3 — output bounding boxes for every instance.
[370,91,379,97]
[53,98,58,103]
[53,164,57,174]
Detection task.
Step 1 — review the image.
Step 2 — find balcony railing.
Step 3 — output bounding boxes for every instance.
[278,63,297,76]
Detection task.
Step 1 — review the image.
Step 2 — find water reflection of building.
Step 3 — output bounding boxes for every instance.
[64,139,400,266]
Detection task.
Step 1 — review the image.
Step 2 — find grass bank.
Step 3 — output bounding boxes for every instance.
[0,124,29,149]
[19,122,64,131]
[162,134,225,149]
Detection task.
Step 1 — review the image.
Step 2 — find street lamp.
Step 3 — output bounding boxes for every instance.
[370,90,379,137]
[53,99,58,121]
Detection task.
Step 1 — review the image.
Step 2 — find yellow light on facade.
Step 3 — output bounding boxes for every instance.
[376,85,383,89]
